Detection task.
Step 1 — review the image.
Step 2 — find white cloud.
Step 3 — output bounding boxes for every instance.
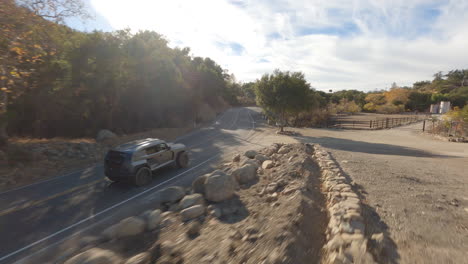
[90,0,468,91]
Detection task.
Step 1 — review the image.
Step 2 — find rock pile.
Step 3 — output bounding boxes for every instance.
[448,136,467,142]
[27,141,101,160]
[63,147,265,263]
[62,143,330,264]
[314,145,378,264]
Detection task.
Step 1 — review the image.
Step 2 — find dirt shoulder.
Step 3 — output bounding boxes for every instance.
[292,123,468,263]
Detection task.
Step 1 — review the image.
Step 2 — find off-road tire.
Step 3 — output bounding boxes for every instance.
[176,152,189,168]
[134,167,152,186]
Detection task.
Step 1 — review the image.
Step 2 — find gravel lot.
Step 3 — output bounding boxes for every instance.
[291,122,468,264]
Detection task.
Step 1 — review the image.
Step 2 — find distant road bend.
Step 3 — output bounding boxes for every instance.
[0,107,266,264]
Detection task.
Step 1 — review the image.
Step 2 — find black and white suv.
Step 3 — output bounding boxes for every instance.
[104,138,188,186]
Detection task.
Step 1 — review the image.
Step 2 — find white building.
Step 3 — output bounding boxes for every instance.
[439,101,451,114]
[430,104,439,114]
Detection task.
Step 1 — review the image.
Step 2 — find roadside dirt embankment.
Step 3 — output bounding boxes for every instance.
[0,127,195,192]
[53,144,325,264]
[56,143,384,264]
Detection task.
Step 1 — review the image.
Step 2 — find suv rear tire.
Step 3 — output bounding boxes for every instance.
[176,152,189,168]
[134,167,152,186]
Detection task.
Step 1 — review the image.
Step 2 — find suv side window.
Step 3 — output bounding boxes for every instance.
[145,146,158,155]
[156,143,168,152]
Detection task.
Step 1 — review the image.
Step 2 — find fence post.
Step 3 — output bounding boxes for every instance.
[423,120,426,132]
[370,120,372,128]
[386,118,389,128]
[353,121,355,128]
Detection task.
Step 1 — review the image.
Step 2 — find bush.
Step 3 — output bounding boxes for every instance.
[375,104,405,114]
[363,102,377,112]
[330,99,361,114]
[445,105,468,122]
[290,109,330,127]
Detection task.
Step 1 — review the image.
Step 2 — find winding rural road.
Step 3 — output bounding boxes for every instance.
[0,107,269,264]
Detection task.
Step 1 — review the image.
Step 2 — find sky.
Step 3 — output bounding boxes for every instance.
[71,0,468,92]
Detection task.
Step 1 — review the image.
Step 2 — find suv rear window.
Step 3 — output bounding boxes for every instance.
[106,151,129,164]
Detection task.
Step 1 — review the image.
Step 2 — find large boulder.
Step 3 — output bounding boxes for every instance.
[192,174,208,194]
[118,217,146,237]
[180,204,205,221]
[277,146,290,154]
[141,209,162,231]
[160,186,185,204]
[231,164,258,184]
[64,248,122,264]
[244,150,258,159]
[271,143,281,151]
[265,148,276,157]
[204,170,238,202]
[103,217,146,240]
[179,193,205,210]
[262,160,274,169]
[255,154,269,163]
[96,129,117,142]
[242,158,259,167]
[124,252,151,264]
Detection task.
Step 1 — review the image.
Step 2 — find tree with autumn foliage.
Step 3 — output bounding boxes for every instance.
[0,0,87,147]
[1,0,249,146]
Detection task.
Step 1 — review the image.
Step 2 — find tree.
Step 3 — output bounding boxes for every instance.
[406,91,431,111]
[433,71,443,81]
[413,81,431,90]
[384,88,410,105]
[365,93,386,105]
[0,0,87,147]
[431,93,448,103]
[240,82,256,103]
[329,90,366,107]
[16,0,89,23]
[255,70,311,132]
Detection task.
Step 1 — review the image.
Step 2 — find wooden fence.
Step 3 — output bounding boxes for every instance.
[327,116,425,130]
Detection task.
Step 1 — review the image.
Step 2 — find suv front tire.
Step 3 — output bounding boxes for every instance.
[176,152,189,168]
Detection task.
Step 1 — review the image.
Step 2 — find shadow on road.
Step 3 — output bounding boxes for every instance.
[294,135,457,158]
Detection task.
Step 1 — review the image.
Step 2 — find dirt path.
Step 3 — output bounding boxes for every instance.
[291,122,468,264]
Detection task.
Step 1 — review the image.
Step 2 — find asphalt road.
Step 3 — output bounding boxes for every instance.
[0,107,266,264]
